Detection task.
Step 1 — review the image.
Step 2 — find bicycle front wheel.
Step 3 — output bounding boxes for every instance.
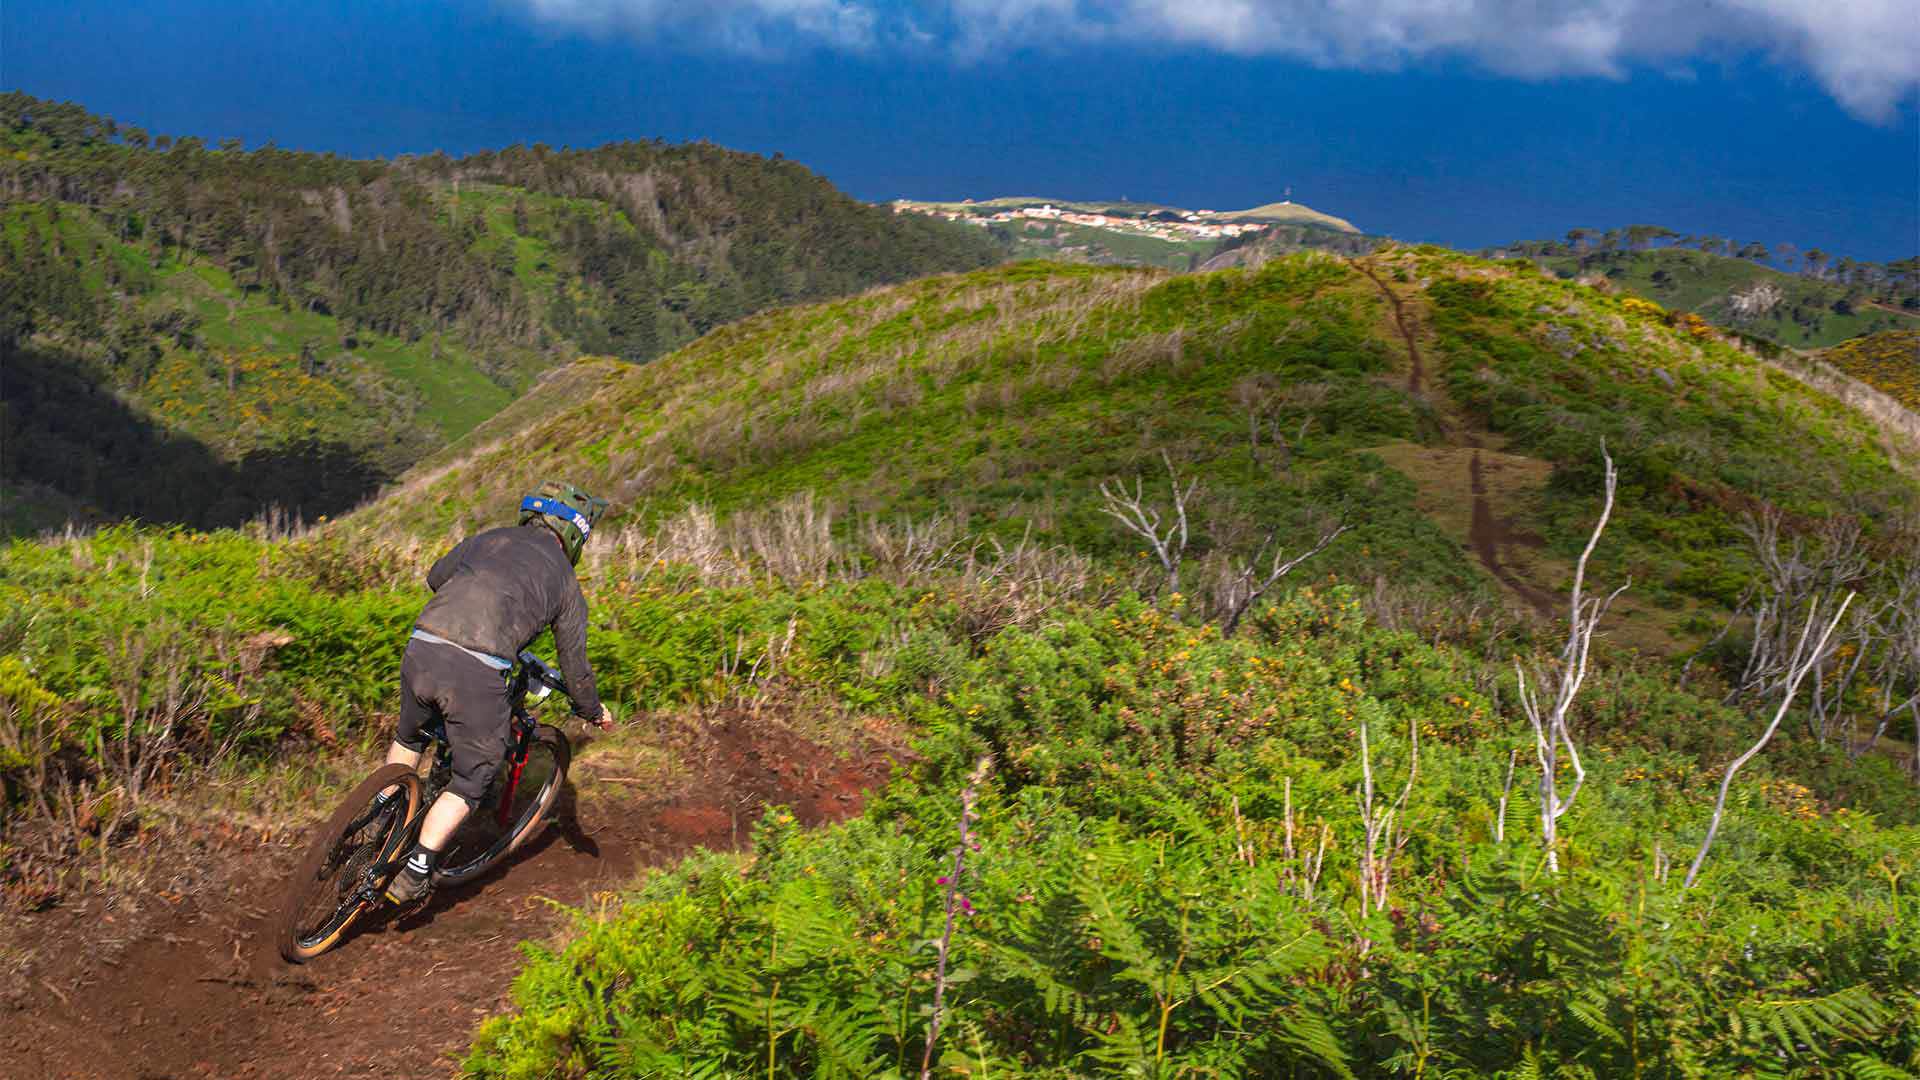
[275,763,422,963]
[435,725,570,886]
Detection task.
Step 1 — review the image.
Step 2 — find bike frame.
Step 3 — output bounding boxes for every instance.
[416,708,537,825]
[371,653,567,899]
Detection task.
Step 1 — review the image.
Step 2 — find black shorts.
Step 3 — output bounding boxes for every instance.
[394,638,511,807]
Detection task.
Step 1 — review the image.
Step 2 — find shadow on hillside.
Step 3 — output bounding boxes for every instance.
[1,344,389,533]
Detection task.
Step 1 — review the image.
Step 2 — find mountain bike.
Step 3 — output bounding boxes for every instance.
[274,650,575,963]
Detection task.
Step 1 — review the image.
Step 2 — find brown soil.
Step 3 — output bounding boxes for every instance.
[1368,440,1557,618]
[1469,451,1558,617]
[1369,440,1689,653]
[0,712,898,1080]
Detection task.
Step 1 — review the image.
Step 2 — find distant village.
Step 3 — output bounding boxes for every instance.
[892,200,1274,243]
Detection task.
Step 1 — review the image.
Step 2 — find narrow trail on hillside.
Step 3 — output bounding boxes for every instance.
[4,714,895,1080]
[1861,301,1920,322]
[1353,260,1427,395]
[1468,451,1557,617]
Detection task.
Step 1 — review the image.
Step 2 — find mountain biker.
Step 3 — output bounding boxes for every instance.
[380,481,615,904]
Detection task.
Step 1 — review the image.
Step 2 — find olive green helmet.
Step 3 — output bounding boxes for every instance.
[518,481,608,565]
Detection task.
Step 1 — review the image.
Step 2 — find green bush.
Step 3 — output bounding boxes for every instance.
[469,588,1920,1077]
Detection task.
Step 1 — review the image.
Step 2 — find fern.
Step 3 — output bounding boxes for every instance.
[1735,984,1895,1058]
[1848,1053,1920,1080]
[1564,988,1625,1048]
[1265,1009,1358,1080]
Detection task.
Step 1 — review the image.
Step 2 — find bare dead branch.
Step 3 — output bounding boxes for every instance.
[1097,450,1196,597]
[1496,747,1519,845]
[1685,592,1854,888]
[1513,444,1625,872]
[1218,518,1352,636]
[1355,707,1418,914]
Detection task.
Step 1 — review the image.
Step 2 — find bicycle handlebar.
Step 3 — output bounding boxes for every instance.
[516,650,571,703]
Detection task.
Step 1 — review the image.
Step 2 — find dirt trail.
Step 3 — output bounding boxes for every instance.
[2,714,896,1080]
[1352,260,1427,395]
[1467,451,1557,617]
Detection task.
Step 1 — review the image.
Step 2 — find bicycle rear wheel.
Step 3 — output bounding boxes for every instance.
[435,724,570,886]
[274,763,423,963]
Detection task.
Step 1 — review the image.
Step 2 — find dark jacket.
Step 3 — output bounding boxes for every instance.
[414,524,602,721]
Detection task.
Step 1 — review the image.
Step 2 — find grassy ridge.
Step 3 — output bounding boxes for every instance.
[354,257,1472,594]
[353,250,1914,635]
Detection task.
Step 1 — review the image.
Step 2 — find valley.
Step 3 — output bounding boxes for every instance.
[0,94,1005,530]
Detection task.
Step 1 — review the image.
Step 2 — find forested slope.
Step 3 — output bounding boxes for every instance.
[0,93,1004,529]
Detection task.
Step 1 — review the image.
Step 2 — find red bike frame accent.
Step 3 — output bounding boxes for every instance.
[495,716,530,830]
[495,755,527,830]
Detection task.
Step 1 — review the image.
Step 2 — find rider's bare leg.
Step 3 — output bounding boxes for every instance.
[415,790,472,852]
[385,740,421,770]
[385,789,469,904]
[379,740,422,798]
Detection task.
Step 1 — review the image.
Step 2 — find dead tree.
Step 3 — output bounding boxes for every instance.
[1849,558,1920,761]
[1685,593,1854,889]
[1216,518,1352,636]
[1230,376,1279,470]
[1355,707,1418,914]
[1513,447,1627,873]
[1806,602,1882,747]
[1280,776,1330,902]
[1729,510,1867,705]
[1098,451,1196,597]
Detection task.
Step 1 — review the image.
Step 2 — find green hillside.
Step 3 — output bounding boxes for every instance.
[1211,199,1360,231]
[8,246,1920,1074]
[1534,247,1920,348]
[354,249,1914,648]
[408,248,1920,1076]
[0,93,1005,528]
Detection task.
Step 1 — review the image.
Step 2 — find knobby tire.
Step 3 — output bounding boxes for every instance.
[274,763,423,963]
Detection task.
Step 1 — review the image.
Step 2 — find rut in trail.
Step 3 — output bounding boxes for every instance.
[1,713,895,1080]
[1352,259,1428,395]
[1468,451,1558,617]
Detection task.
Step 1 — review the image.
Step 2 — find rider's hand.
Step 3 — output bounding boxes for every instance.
[593,704,616,731]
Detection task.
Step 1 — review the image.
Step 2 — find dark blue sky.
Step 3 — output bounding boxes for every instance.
[5,0,1916,261]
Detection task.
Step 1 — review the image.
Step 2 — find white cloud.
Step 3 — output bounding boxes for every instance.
[518,0,883,53]
[512,0,1920,118]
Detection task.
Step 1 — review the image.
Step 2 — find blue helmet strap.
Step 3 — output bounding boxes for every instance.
[521,495,594,538]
